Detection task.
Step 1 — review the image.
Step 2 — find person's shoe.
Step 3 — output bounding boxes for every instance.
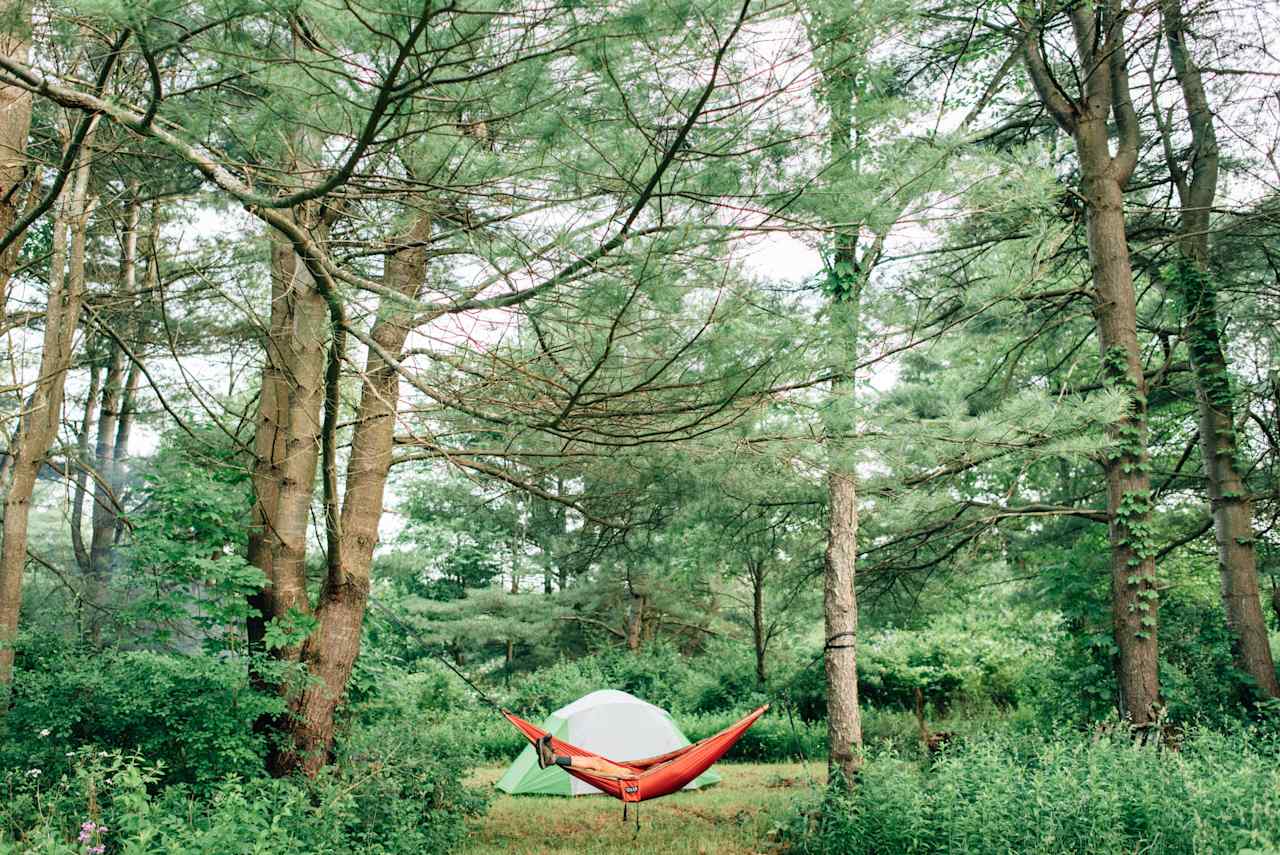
[536,735,556,769]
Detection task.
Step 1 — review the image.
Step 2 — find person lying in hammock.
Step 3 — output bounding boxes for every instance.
[535,734,634,778]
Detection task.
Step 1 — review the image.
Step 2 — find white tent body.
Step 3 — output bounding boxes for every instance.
[496,689,720,796]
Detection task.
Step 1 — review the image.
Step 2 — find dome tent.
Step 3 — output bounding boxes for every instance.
[495,690,721,796]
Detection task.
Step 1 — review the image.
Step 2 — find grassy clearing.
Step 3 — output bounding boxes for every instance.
[462,762,825,854]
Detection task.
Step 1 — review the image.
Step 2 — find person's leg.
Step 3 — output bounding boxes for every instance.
[535,734,632,777]
[560,757,634,778]
[555,754,633,778]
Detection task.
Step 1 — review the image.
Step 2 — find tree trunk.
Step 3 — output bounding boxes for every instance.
[112,360,140,501]
[1158,0,1280,700]
[245,22,335,666]
[750,560,767,685]
[87,341,126,641]
[247,214,330,659]
[247,208,330,767]
[1021,1,1160,729]
[274,211,431,776]
[0,0,32,319]
[536,482,563,594]
[70,361,101,577]
[814,22,866,788]
[625,592,646,651]
[1083,162,1161,727]
[84,193,144,642]
[0,126,94,687]
[824,463,862,785]
[1181,280,1279,697]
[510,535,520,593]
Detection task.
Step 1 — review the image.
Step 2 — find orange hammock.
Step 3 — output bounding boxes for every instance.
[502,704,769,804]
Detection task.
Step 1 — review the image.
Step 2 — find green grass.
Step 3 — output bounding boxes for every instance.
[461,762,825,854]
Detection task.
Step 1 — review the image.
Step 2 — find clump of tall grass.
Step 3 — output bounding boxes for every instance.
[775,725,1280,854]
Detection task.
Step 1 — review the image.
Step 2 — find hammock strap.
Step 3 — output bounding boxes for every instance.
[622,801,641,832]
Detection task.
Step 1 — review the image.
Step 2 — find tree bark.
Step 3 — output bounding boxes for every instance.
[1083,162,1160,726]
[70,361,101,577]
[246,201,331,768]
[0,124,94,687]
[750,558,767,685]
[273,211,431,776]
[84,193,145,643]
[625,591,646,651]
[1020,0,1160,728]
[112,360,140,493]
[1159,0,1279,699]
[817,44,864,786]
[824,462,862,784]
[247,212,330,658]
[87,340,126,640]
[510,533,520,594]
[0,0,32,320]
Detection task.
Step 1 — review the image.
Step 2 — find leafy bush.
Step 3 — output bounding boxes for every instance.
[684,642,772,713]
[774,726,1280,855]
[1,745,485,855]
[3,653,488,855]
[689,702,989,763]
[1026,527,1275,729]
[1025,590,1250,729]
[116,426,263,652]
[781,614,1052,723]
[859,705,927,750]
[1,639,275,788]
[685,709,825,762]
[434,709,527,762]
[1155,595,1250,722]
[501,655,609,716]
[347,657,470,723]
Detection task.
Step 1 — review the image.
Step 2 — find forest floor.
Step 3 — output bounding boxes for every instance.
[462,761,823,854]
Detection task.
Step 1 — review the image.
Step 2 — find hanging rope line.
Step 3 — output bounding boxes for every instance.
[368,597,503,710]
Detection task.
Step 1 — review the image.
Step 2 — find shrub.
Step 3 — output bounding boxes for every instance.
[773,726,1280,855]
[857,614,1050,711]
[1,639,274,789]
[778,614,1052,724]
[0,745,485,855]
[1027,530,1274,729]
[859,705,926,750]
[347,658,470,724]
[685,709,825,762]
[685,643,771,713]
